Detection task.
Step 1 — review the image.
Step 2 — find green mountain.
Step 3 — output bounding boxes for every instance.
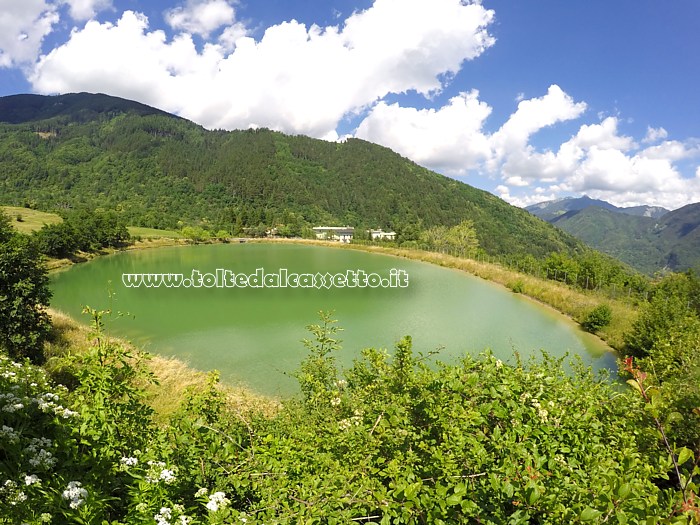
[0,92,585,258]
[543,204,700,274]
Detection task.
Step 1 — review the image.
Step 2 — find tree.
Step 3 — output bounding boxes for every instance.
[0,212,52,362]
[446,219,479,254]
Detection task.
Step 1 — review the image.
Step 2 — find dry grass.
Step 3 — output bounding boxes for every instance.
[2,206,62,234]
[45,309,280,422]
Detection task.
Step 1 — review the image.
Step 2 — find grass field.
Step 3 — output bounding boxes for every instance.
[128,226,183,238]
[2,206,62,233]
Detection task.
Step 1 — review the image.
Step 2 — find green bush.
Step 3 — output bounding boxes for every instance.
[581,304,613,333]
[508,279,525,294]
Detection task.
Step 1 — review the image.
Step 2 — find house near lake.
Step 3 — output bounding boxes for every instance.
[313,226,354,243]
[369,229,396,241]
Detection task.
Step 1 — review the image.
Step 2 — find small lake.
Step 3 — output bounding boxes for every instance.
[50,243,615,396]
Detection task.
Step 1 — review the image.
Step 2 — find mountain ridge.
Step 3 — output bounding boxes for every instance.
[0,92,585,260]
[526,197,699,273]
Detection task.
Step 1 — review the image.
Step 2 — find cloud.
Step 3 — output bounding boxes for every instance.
[642,125,668,144]
[355,83,700,209]
[355,90,492,174]
[30,0,496,139]
[494,114,700,209]
[491,85,587,160]
[165,0,236,38]
[62,0,112,21]
[0,0,59,67]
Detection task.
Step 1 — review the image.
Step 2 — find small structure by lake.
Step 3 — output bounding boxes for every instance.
[369,229,396,241]
[313,226,354,243]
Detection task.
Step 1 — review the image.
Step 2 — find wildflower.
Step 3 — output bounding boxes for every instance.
[40,513,51,523]
[155,507,172,525]
[179,517,191,525]
[206,491,230,512]
[10,491,27,505]
[0,425,19,443]
[57,407,79,418]
[160,469,177,484]
[120,456,138,467]
[338,418,352,431]
[195,487,208,498]
[334,379,347,388]
[62,481,88,509]
[24,474,40,486]
[28,449,57,469]
[330,397,341,406]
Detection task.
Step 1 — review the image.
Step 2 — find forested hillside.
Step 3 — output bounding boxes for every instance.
[0,93,584,258]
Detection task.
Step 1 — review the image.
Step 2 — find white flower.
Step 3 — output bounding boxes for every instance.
[24,474,40,486]
[330,397,341,406]
[495,359,503,369]
[338,419,352,431]
[195,487,208,498]
[179,517,191,525]
[57,407,79,418]
[62,481,88,509]
[155,507,172,525]
[0,425,19,443]
[160,469,176,484]
[120,456,138,467]
[206,491,229,512]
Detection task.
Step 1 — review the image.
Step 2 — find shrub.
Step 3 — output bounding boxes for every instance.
[581,304,612,333]
[508,279,525,294]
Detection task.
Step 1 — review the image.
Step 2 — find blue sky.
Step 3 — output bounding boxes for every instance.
[1,0,699,209]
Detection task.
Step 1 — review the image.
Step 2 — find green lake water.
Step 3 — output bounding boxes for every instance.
[50,243,616,396]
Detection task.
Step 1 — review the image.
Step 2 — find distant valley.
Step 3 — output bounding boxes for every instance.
[526,196,700,274]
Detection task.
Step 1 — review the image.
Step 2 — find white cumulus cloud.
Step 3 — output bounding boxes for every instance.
[30,0,496,139]
[165,0,236,38]
[0,0,59,67]
[355,90,492,174]
[62,0,113,21]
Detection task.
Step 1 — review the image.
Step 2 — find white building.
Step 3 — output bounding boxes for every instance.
[369,229,396,241]
[313,226,354,243]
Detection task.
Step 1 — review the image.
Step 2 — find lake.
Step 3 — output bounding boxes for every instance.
[50,243,616,395]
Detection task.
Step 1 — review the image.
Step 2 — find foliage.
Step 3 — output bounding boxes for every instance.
[0,212,52,361]
[622,272,700,450]
[582,304,613,333]
[32,208,130,258]
[2,307,700,523]
[508,279,525,294]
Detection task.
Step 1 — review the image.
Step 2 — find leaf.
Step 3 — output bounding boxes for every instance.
[525,485,540,506]
[580,507,601,521]
[666,412,683,425]
[445,493,462,507]
[617,483,631,499]
[677,447,694,466]
[626,379,643,395]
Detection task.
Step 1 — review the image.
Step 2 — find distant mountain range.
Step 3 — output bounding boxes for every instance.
[526,195,669,221]
[0,92,586,260]
[526,197,700,274]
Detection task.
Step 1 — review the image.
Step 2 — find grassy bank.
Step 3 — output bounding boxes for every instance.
[44,309,279,422]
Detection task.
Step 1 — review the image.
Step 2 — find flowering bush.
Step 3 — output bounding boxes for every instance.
[1,310,697,523]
